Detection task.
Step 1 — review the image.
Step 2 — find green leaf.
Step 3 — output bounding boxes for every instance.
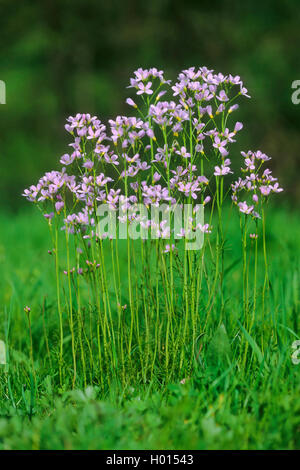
[206,323,232,369]
[238,321,270,372]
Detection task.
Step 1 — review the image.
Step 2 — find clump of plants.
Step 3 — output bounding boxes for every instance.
[23,66,283,388]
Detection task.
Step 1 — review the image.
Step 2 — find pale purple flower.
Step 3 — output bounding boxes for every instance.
[83,160,94,170]
[60,153,75,166]
[55,201,64,213]
[196,223,212,233]
[107,189,121,210]
[126,98,137,108]
[134,68,150,81]
[44,212,54,219]
[156,220,171,239]
[228,104,239,113]
[178,181,201,199]
[176,228,188,238]
[137,161,151,171]
[87,126,102,140]
[234,122,243,133]
[240,86,251,98]
[96,173,113,187]
[238,201,254,215]
[193,175,206,186]
[104,153,119,165]
[156,90,167,101]
[271,182,283,193]
[213,137,228,157]
[137,82,153,95]
[176,146,191,158]
[216,104,225,114]
[22,184,41,202]
[124,153,140,164]
[206,105,213,118]
[153,172,161,182]
[214,159,232,176]
[216,90,229,102]
[77,126,87,137]
[163,244,176,254]
[260,186,272,196]
[255,150,271,162]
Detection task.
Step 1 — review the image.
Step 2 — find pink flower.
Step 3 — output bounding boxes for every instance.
[260,186,272,196]
[83,160,94,170]
[271,183,283,193]
[55,201,64,213]
[60,153,75,165]
[176,146,191,158]
[238,201,254,215]
[126,98,137,108]
[153,172,161,182]
[137,82,153,95]
[196,223,212,233]
[44,212,54,219]
[214,159,232,176]
[213,137,228,157]
[163,244,176,253]
[216,90,229,102]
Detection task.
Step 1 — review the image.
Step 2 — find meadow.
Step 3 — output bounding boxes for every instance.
[0,204,299,450]
[0,66,299,451]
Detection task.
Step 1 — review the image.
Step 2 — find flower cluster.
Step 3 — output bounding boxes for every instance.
[23,66,283,248]
[232,150,283,219]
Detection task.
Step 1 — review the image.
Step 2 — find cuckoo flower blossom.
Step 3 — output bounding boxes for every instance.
[137,82,153,95]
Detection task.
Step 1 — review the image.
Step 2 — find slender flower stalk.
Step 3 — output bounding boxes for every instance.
[22,66,283,384]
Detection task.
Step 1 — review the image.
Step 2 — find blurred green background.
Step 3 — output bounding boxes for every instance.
[0,0,299,210]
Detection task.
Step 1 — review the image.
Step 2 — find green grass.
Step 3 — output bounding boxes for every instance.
[0,205,299,450]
